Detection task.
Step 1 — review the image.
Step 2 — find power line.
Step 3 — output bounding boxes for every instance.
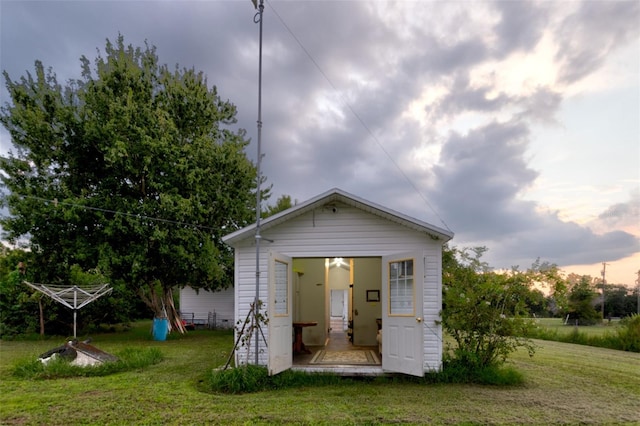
[13,194,221,233]
[268,1,452,233]
[601,262,608,319]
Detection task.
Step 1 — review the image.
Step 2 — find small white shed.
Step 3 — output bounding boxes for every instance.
[178,286,234,329]
[222,188,453,376]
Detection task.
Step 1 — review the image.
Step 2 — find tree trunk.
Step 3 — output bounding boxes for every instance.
[164,288,186,334]
[139,283,186,334]
[38,297,45,336]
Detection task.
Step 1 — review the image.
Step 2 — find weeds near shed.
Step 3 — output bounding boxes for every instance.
[617,314,640,351]
[208,364,270,394]
[421,356,525,386]
[207,365,347,394]
[206,361,525,395]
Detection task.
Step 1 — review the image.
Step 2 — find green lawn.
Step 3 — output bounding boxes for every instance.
[533,317,622,337]
[1,322,639,425]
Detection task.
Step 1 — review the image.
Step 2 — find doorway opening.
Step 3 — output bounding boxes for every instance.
[292,257,381,366]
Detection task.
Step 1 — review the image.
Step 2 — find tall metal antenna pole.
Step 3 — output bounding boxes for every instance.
[253,0,265,365]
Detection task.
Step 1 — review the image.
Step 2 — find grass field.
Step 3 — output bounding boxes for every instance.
[532,317,623,337]
[1,322,639,425]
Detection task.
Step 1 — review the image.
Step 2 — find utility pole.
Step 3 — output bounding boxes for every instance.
[636,269,640,315]
[601,262,608,320]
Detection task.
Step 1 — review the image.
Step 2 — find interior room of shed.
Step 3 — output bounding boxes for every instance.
[292,257,382,350]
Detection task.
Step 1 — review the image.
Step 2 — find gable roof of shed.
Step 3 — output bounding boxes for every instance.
[222,188,454,246]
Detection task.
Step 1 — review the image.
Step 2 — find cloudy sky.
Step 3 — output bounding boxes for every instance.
[1,0,638,285]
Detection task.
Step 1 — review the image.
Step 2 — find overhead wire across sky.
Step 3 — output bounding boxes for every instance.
[13,195,219,233]
[267,1,452,233]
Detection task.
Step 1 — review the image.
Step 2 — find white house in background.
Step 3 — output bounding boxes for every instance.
[178,286,234,329]
[222,188,453,377]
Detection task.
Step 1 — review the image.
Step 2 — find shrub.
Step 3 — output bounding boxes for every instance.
[206,362,526,394]
[617,314,640,352]
[438,354,525,386]
[207,365,349,394]
[208,364,270,394]
[443,248,536,369]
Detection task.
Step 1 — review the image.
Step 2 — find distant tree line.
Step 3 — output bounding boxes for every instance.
[524,268,639,325]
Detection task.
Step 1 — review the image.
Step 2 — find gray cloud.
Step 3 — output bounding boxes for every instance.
[492,0,549,56]
[487,218,639,269]
[427,120,638,269]
[555,0,640,84]
[515,88,563,124]
[593,191,640,232]
[431,120,539,238]
[429,72,512,118]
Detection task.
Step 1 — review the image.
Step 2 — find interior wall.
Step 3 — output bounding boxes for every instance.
[294,257,381,348]
[328,265,350,290]
[352,257,382,346]
[294,258,325,346]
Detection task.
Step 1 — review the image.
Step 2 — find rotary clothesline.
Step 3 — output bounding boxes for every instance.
[23,281,112,338]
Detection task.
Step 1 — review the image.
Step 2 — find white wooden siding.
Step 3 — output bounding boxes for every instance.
[179,286,234,328]
[232,202,444,371]
[234,246,269,366]
[423,252,443,371]
[257,205,440,256]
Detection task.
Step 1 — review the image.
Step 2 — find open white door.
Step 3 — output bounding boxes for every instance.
[330,290,344,317]
[268,251,293,375]
[381,251,424,377]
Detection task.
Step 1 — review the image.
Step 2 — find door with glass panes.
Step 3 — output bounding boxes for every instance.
[381,252,424,376]
[268,251,292,375]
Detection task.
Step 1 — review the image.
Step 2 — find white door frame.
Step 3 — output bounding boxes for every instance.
[268,251,293,375]
[381,251,425,377]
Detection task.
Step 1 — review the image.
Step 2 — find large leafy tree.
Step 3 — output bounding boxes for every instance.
[262,194,295,218]
[597,284,636,318]
[0,35,259,332]
[0,248,45,336]
[567,275,601,325]
[523,258,566,317]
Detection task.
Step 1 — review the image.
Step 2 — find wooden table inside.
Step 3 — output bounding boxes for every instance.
[292,322,317,354]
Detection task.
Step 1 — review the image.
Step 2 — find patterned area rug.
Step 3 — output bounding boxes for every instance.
[310,350,380,365]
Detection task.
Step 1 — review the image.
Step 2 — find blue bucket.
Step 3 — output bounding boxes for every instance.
[152,318,169,341]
